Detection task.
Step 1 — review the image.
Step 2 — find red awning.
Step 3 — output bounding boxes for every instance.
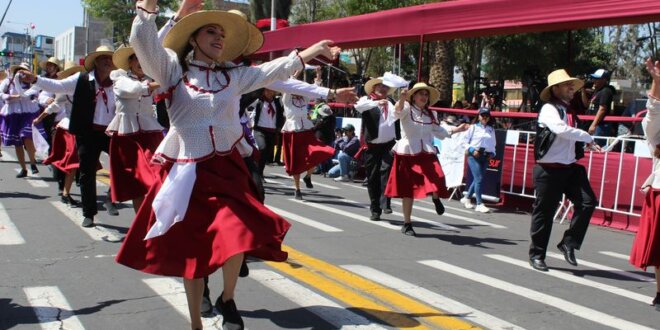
[256,0,660,54]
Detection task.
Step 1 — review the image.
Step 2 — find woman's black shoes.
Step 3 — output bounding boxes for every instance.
[16,169,27,178]
[61,195,80,207]
[432,198,445,215]
[401,223,416,236]
[30,164,39,174]
[303,175,313,189]
[215,292,244,330]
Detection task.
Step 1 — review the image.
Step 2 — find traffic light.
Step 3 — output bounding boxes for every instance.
[0,51,13,57]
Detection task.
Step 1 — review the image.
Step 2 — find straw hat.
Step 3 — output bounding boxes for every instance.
[112,45,136,71]
[84,45,115,71]
[163,10,250,62]
[9,62,31,76]
[0,70,7,81]
[227,9,263,56]
[57,61,85,80]
[364,77,396,95]
[317,104,333,117]
[39,56,61,71]
[407,82,440,106]
[540,69,584,102]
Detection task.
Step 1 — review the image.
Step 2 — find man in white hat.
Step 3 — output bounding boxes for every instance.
[529,69,602,272]
[22,45,118,228]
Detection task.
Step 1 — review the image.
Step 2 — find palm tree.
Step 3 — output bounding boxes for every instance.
[428,40,455,107]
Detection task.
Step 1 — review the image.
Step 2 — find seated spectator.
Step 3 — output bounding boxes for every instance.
[328,124,360,181]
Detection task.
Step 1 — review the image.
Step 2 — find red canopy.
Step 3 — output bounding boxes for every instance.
[256,0,660,54]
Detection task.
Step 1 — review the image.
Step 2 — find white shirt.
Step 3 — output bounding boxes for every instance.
[536,102,593,165]
[34,70,117,127]
[44,93,72,127]
[392,102,453,155]
[0,75,40,116]
[641,98,660,189]
[107,69,163,135]
[272,78,329,132]
[463,122,497,155]
[354,96,396,144]
[252,98,279,130]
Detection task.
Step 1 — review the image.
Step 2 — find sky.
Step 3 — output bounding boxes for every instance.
[0,0,84,38]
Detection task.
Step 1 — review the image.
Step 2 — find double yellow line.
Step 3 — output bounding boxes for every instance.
[96,169,111,185]
[267,246,480,330]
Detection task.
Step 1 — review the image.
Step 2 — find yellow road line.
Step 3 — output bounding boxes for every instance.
[96,169,110,185]
[268,246,480,330]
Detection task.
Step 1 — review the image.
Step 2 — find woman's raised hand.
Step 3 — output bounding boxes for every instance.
[136,0,158,12]
[299,40,341,63]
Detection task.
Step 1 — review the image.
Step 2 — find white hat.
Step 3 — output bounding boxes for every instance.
[364,77,395,95]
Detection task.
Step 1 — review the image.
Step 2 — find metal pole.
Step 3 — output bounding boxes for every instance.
[270,0,276,31]
[0,0,13,29]
[417,35,424,82]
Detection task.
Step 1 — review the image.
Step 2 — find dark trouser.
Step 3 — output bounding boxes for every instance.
[364,140,395,214]
[76,130,110,218]
[253,128,276,176]
[529,164,597,260]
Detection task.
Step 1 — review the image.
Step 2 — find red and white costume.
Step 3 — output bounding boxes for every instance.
[42,94,80,173]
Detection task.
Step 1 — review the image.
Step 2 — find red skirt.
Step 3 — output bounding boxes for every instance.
[43,127,79,174]
[281,130,334,176]
[109,132,163,202]
[629,188,660,269]
[385,152,450,199]
[115,150,291,279]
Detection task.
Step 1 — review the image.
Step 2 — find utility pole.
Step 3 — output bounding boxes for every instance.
[0,0,13,29]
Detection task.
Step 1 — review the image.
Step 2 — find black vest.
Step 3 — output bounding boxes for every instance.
[252,97,285,130]
[360,105,400,143]
[69,72,96,135]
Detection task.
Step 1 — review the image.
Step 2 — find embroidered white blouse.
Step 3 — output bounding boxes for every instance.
[106,69,163,135]
[44,93,73,130]
[392,102,453,155]
[271,78,329,132]
[0,75,40,116]
[641,98,660,189]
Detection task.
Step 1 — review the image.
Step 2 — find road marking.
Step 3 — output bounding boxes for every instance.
[1,151,17,161]
[545,252,654,282]
[50,201,122,242]
[268,246,480,330]
[96,169,111,186]
[486,254,653,303]
[23,286,85,330]
[142,278,222,328]
[270,173,340,190]
[267,205,343,232]
[420,259,655,330]
[389,200,505,229]
[251,269,385,329]
[342,265,525,330]
[0,202,25,245]
[14,168,49,188]
[599,251,630,260]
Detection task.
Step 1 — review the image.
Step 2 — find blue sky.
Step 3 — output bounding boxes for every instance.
[0,0,84,37]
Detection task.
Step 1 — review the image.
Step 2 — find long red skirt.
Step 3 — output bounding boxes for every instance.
[109,132,163,203]
[281,130,334,176]
[44,127,79,174]
[115,150,291,279]
[385,152,450,199]
[629,188,660,269]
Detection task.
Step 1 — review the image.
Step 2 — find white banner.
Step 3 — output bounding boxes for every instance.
[437,129,466,189]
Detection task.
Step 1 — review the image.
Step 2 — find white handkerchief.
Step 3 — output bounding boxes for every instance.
[382,72,409,88]
[145,162,197,240]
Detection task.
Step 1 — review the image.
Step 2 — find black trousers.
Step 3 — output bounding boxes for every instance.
[76,130,110,218]
[529,164,597,260]
[253,128,276,176]
[363,140,395,214]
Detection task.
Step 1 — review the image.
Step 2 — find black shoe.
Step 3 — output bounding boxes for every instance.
[401,223,416,236]
[529,258,549,271]
[104,201,119,216]
[62,195,80,207]
[557,243,578,266]
[432,198,445,215]
[653,294,660,311]
[370,212,380,221]
[81,217,94,228]
[16,169,27,178]
[201,296,214,317]
[294,189,303,200]
[215,292,244,330]
[30,164,39,174]
[239,260,249,278]
[383,208,392,214]
[302,175,313,189]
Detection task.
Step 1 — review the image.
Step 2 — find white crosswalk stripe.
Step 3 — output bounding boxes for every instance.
[419,259,655,330]
[0,202,25,245]
[14,168,50,188]
[599,251,630,260]
[1,152,17,162]
[545,252,654,282]
[390,199,506,229]
[50,201,122,242]
[341,265,526,330]
[23,286,85,330]
[142,278,222,328]
[267,205,343,232]
[270,173,340,190]
[251,269,385,329]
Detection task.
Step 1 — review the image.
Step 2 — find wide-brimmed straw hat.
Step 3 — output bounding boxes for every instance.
[407,82,440,106]
[0,70,7,81]
[57,61,85,80]
[163,10,250,62]
[9,62,31,76]
[227,9,263,56]
[364,77,396,95]
[540,69,584,102]
[84,45,115,71]
[112,45,136,71]
[39,56,61,71]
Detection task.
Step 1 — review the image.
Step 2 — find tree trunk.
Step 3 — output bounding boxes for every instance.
[428,40,455,107]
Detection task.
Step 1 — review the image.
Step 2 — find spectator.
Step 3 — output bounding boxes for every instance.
[328,124,360,181]
[585,69,617,144]
[460,107,497,213]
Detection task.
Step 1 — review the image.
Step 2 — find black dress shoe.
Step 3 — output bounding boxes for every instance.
[239,260,249,278]
[104,201,119,216]
[557,243,578,266]
[201,296,214,317]
[529,258,549,271]
[401,223,416,236]
[16,169,27,178]
[30,164,39,174]
[215,292,244,330]
[653,295,660,311]
[294,189,303,200]
[432,198,445,215]
[369,212,380,221]
[302,175,313,189]
[81,217,94,228]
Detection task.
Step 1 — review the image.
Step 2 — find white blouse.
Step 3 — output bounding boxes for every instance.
[463,123,497,155]
[271,78,329,132]
[44,93,73,130]
[0,75,40,116]
[106,69,163,135]
[392,102,452,155]
[641,98,660,189]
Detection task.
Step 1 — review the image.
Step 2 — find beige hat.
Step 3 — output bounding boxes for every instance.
[112,45,136,71]
[84,45,115,71]
[227,9,263,56]
[9,62,31,76]
[39,56,61,71]
[57,61,85,79]
[364,77,395,95]
[163,10,250,62]
[540,69,584,102]
[0,70,7,80]
[407,82,440,106]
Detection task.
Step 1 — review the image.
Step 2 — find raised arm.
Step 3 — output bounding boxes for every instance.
[31,73,80,95]
[643,59,660,148]
[111,69,149,99]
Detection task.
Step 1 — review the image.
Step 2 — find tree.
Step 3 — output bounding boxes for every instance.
[455,38,485,103]
[250,0,292,21]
